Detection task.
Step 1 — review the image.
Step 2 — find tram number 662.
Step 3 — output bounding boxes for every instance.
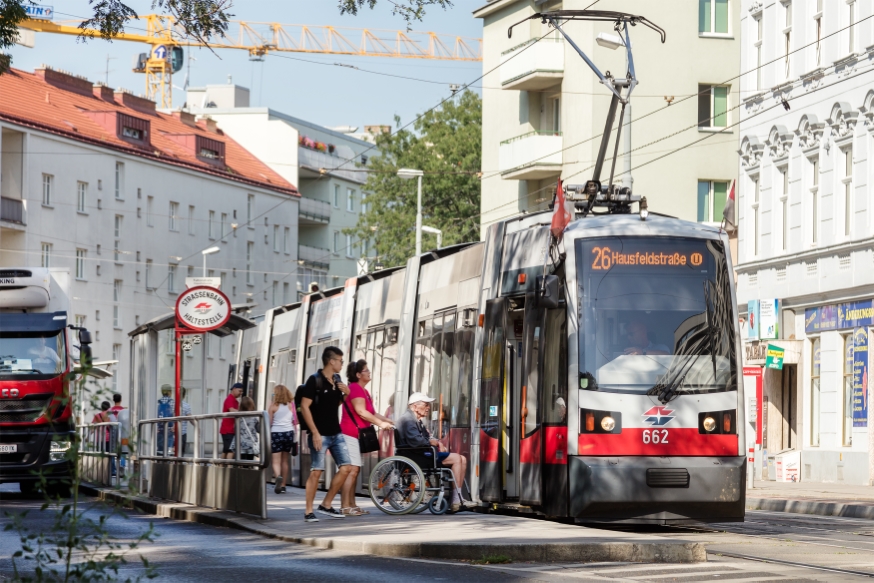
[642,429,669,444]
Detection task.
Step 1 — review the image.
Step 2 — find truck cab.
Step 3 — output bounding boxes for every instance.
[0,268,91,494]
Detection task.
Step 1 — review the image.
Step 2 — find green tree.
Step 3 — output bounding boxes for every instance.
[349,90,481,268]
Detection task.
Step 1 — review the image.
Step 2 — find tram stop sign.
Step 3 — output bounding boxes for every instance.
[765,344,784,370]
[175,286,231,332]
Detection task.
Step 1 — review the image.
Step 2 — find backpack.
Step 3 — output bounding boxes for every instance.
[157,397,173,419]
[294,373,321,434]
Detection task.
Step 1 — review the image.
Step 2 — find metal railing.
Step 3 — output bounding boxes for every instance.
[137,411,270,518]
[79,421,121,487]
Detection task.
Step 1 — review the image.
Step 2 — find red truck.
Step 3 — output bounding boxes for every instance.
[0,268,93,495]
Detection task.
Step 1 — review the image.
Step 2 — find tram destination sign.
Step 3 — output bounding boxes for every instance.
[175,286,231,332]
[588,243,706,271]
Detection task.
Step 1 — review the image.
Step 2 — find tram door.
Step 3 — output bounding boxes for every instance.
[519,297,545,506]
[479,298,507,501]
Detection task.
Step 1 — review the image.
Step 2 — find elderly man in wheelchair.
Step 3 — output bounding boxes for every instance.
[369,392,468,515]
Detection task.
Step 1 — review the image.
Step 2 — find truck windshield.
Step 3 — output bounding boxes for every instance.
[0,331,66,376]
[576,236,737,395]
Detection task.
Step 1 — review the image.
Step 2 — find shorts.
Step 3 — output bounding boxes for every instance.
[424,451,451,463]
[343,434,361,467]
[221,433,235,454]
[308,433,351,471]
[271,430,295,453]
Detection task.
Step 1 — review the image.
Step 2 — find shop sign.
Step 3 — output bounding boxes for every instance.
[805,299,874,333]
[747,300,760,340]
[745,342,767,362]
[853,327,868,428]
[759,299,779,340]
[764,344,784,370]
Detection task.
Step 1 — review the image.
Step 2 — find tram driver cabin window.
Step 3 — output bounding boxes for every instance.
[699,0,729,35]
[698,85,728,129]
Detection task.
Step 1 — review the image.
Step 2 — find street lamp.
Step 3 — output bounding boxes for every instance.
[421,225,442,249]
[397,168,424,256]
[201,246,220,276]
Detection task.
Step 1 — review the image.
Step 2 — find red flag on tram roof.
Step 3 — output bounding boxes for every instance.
[550,178,571,240]
[722,178,736,228]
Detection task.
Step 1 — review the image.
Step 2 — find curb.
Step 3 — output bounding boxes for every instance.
[747,497,874,519]
[80,484,705,563]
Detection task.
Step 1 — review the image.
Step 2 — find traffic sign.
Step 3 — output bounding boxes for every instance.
[175,286,231,332]
[153,45,168,60]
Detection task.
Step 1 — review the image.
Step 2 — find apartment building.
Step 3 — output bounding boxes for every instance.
[0,66,299,419]
[736,0,874,484]
[185,83,371,296]
[474,0,740,229]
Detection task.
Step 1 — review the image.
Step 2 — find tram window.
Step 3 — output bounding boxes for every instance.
[480,301,505,438]
[452,326,474,427]
[543,310,568,425]
[437,313,455,437]
[576,237,736,395]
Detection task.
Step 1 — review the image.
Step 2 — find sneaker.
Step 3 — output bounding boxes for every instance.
[274,478,283,495]
[316,505,345,519]
[281,487,287,493]
[304,513,319,523]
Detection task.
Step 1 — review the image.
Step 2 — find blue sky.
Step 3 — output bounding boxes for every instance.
[9,0,484,130]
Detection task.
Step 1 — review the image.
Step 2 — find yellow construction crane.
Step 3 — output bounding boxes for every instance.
[18,14,483,108]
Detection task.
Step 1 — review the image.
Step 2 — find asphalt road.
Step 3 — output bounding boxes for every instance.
[3,483,874,582]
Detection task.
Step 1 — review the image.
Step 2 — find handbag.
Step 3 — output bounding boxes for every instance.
[241,418,260,455]
[342,396,380,454]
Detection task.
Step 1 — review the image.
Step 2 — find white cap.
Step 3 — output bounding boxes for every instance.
[408,392,435,405]
[555,397,566,408]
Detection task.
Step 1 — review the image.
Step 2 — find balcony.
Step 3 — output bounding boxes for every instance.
[1,197,25,226]
[298,244,331,270]
[498,131,563,181]
[298,146,366,184]
[299,197,330,225]
[500,38,563,91]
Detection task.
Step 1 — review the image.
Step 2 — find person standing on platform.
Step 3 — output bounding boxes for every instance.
[220,383,243,459]
[268,385,295,493]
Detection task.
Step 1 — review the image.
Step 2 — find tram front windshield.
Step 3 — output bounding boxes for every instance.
[576,236,737,394]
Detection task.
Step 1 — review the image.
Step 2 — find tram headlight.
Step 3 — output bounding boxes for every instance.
[699,410,736,434]
[600,416,615,432]
[702,416,717,432]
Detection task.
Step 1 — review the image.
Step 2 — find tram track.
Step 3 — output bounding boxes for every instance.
[706,550,874,579]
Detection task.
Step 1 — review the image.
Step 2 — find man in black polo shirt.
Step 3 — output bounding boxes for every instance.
[298,346,352,522]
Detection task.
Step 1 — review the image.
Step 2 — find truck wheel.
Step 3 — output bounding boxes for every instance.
[46,482,72,498]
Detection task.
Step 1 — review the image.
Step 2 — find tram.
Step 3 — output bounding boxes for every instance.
[231,10,745,524]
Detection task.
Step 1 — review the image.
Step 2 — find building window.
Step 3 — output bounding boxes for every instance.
[283,227,290,254]
[112,344,122,390]
[333,185,341,208]
[699,0,729,34]
[115,162,124,199]
[697,180,728,222]
[220,212,228,240]
[783,1,792,79]
[208,210,216,239]
[247,194,254,225]
[74,314,85,329]
[147,196,154,227]
[169,201,179,231]
[188,205,195,235]
[754,16,763,90]
[42,174,53,206]
[347,188,355,212]
[168,264,177,293]
[283,282,289,304]
[780,167,788,252]
[114,240,121,263]
[698,85,728,129]
[41,243,52,268]
[347,234,356,258]
[843,334,854,446]
[75,249,86,280]
[810,158,819,244]
[752,178,760,257]
[273,225,280,252]
[810,337,820,446]
[333,231,341,254]
[843,147,853,237]
[77,182,87,213]
[113,279,121,302]
[813,9,821,67]
[361,193,367,215]
[272,281,278,305]
[246,241,254,285]
[145,259,153,290]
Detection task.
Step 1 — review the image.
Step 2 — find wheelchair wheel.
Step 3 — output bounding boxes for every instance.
[428,494,449,515]
[369,456,425,515]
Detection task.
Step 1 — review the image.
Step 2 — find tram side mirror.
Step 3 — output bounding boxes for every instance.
[535,275,560,309]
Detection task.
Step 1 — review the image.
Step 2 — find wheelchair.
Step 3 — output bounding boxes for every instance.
[368,430,458,515]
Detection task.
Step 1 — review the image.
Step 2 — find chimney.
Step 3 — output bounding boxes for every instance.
[172,110,198,127]
[197,116,219,133]
[113,88,156,113]
[92,82,114,101]
[35,65,94,97]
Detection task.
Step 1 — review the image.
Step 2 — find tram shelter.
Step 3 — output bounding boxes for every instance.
[128,309,255,456]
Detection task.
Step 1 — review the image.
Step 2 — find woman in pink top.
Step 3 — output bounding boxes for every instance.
[340,359,393,516]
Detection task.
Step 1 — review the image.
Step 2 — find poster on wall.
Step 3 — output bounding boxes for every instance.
[759,299,779,340]
[747,300,760,340]
[853,327,868,427]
